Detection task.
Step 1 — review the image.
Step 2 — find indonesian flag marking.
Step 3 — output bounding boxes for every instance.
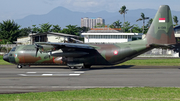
[159,18,165,22]
[113,50,118,55]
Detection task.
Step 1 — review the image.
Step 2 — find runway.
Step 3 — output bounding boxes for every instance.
[0,65,180,93]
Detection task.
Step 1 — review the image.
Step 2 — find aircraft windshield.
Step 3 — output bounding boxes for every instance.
[10,47,16,52]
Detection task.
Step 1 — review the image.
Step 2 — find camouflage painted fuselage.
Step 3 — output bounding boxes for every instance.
[8,39,150,66]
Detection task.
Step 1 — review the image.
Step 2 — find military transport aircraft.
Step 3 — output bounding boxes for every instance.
[3,5,176,69]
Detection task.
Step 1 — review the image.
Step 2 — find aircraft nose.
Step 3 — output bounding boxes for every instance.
[3,54,9,62]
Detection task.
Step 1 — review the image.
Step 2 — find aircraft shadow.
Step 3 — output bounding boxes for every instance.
[75,65,134,71]
[18,65,180,70]
[21,65,134,70]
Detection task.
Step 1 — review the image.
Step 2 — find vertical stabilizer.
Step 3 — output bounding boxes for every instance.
[146,5,176,45]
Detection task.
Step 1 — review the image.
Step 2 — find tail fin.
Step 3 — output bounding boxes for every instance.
[146,5,176,45]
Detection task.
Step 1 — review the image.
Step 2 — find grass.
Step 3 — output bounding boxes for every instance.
[120,58,180,66]
[0,56,12,65]
[0,87,180,101]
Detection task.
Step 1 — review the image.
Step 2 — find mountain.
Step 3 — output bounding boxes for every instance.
[15,6,180,28]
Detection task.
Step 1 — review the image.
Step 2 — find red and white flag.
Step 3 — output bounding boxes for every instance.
[159,18,165,22]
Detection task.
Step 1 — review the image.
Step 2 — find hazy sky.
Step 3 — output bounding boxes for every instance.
[0,0,179,21]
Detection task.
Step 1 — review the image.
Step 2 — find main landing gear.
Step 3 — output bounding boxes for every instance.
[17,65,30,69]
[68,65,91,69]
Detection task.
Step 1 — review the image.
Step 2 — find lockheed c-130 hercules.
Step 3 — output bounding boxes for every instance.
[3,5,176,69]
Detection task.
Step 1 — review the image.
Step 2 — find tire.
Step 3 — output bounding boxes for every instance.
[84,65,91,69]
[75,66,83,69]
[17,65,22,69]
[69,66,75,69]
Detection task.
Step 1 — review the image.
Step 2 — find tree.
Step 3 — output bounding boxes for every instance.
[32,25,40,33]
[136,13,149,34]
[0,20,21,44]
[131,24,142,33]
[109,24,115,28]
[173,15,178,26]
[119,5,128,31]
[113,20,122,28]
[51,25,61,33]
[80,26,90,33]
[19,27,32,37]
[39,23,52,33]
[60,25,80,36]
[122,21,134,33]
[146,18,153,28]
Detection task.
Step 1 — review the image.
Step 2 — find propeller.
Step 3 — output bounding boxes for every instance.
[35,44,43,57]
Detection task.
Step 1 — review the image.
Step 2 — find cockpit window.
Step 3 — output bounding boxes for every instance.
[10,47,16,52]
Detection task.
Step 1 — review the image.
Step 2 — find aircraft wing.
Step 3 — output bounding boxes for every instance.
[35,42,95,57]
[35,42,94,49]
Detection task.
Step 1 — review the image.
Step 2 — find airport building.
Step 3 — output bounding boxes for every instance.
[174,25,180,43]
[81,17,105,28]
[81,27,143,43]
[17,32,80,45]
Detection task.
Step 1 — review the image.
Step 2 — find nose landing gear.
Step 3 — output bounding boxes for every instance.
[17,65,22,69]
[17,65,30,69]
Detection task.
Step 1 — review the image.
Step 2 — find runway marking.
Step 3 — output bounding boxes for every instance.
[26,71,84,74]
[69,74,81,76]
[26,72,37,74]
[18,71,84,77]
[42,74,53,76]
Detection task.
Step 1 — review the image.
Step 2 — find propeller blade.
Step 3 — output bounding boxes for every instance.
[35,47,39,57]
[35,44,43,57]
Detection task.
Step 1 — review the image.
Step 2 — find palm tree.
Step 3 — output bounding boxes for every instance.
[113,20,122,28]
[0,20,21,43]
[119,5,128,31]
[136,13,149,34]
[147,18,153,27]
[173,15,178,26]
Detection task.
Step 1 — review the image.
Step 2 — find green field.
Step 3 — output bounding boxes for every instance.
[0,87,180,101]
[0,56,12,65]
[120,58,180,66]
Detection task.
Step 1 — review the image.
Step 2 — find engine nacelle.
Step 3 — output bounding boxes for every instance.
[53,57,67,64]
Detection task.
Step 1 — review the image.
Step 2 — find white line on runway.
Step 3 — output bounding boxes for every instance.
[18,73,81,77]
[18,71,84,77]
[25,71,84,74]
[26,72,37,74]
[42,74,53,76]
[69,74,81,76]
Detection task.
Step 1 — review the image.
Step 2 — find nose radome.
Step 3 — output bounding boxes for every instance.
[3,54,9,62]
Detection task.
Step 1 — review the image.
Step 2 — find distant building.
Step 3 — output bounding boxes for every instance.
[81,27,143,43]
[17,32,80,45]
[174,25,180,43]
[81,17,105,28]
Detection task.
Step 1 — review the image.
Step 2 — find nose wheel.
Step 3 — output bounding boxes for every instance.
[69,66,83,69]
[17,65,22,69]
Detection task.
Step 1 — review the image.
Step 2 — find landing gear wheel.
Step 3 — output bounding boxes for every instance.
[75,66,83,69]
[84,65,91,69]
[17,65,22,69]
[69,66,75,69]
